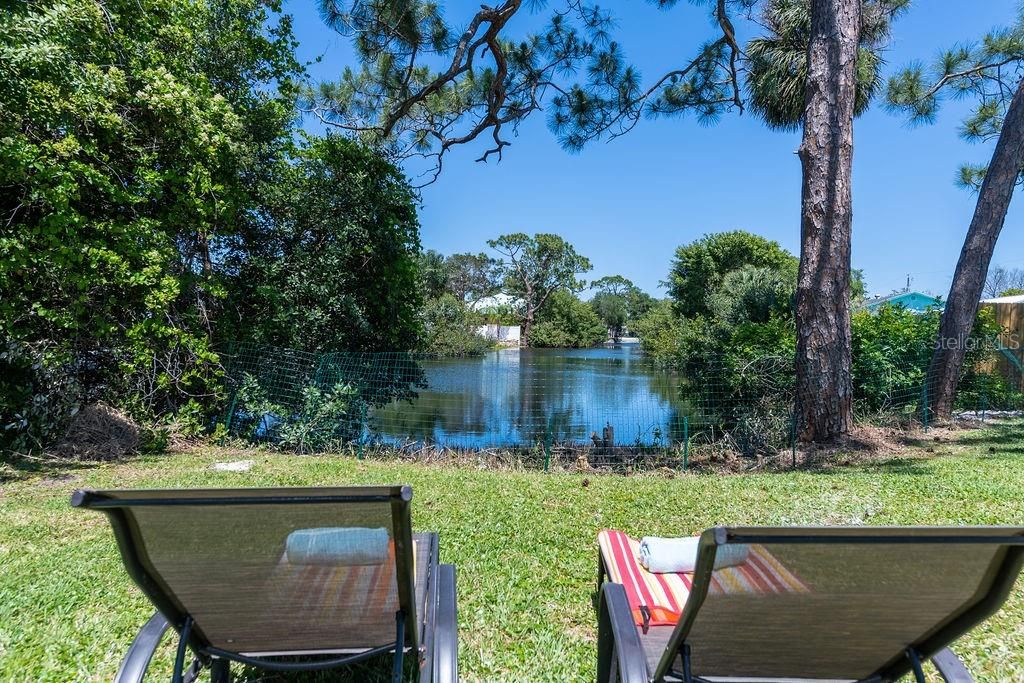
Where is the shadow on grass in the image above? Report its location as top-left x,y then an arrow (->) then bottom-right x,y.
798,455 -> 938,477
0,453 -> 120,485
954,421 -> 1024,450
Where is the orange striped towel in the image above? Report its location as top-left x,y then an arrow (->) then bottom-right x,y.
598,529 -> 808,628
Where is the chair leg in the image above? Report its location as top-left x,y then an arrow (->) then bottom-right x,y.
597,583 -> 647,683
209,659 -> 230,683
932,648 -> 975,683
114,610 -> 171,683
433,564 -> 458,683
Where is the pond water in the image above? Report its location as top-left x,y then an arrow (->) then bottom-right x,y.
370,344 -> 690,448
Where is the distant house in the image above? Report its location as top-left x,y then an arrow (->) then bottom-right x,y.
864,291 -> 943,313
860,290 -> 937,313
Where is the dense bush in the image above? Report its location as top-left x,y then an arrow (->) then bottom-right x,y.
0,342 -> 80,454
233,373 -> 358,453
849,304 -> 1005,413
420,295 -> 494,357
850,305 -> 940,411
530,291 -> 607,348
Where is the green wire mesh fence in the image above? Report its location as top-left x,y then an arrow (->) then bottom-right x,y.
219,341 -> 1024,468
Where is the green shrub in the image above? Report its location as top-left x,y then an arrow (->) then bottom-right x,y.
0,342 -> 79,455
529,291 -> 607,348
233,373 -> 359,453
850,305 -> 939,411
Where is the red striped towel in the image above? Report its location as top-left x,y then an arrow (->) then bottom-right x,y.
598,529 -> 808,628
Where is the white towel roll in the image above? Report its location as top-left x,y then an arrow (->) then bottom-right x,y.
638,536 -> 749,574
285,527 -> 389,566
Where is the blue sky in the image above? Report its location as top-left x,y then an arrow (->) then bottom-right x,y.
288,0 -> 1023,297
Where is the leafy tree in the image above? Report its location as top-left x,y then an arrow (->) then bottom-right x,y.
668,231 -> 798,318
417,250 -> 450,301
221,135 -> 423,353
590,275 -> 654,340
591,293 -> 628,341
445,252 -> 502,306
591,275 -> 634,297
530,291 -> 607,348
634,300 -> 686,362
0,0 -> 302,449
886,8 -> 1024,416
488,233 -> 592,345
1000,288 -> 1024,298
420,294 -> 493,356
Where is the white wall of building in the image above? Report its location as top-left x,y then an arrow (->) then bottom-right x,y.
476,324 -> 521,344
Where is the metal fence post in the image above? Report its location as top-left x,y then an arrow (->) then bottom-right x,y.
981,374 -> 989,423
921,383 -> 929,432
357,402 -> 367,460
544,416 -> 553,472
220,341 -> 237,442
682,416 -> 689,471
790,412 -> 797,469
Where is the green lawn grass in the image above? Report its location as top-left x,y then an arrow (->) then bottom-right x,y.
2,422 -> 1024,682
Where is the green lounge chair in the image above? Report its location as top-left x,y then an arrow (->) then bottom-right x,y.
72,485 -> 457,683
596,526 -> 1024,683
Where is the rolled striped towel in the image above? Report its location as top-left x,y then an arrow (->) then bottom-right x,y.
285,527 -> 389,566
639,536 -> 749,574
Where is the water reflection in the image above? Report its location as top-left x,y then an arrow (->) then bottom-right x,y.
370,344 -> 690,447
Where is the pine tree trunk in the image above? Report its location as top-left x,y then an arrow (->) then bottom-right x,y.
794,0 -> 859,441
928,77 -> 1024,417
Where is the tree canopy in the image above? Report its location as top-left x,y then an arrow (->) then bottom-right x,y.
445,252 -> 502,306
0,0 -> 428,451
302,0 -> 906,180
221,135 -> 423,353
590,275 -> 654,340
667,231 -> 798,318
488,233 -> 592,344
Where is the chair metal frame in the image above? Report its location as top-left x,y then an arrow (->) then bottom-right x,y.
596,526 -> 1024,683
72,485 -> 458,683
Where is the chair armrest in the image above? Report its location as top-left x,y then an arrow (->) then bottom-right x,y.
597,583 -> 648,683
114,610 -> 170,683
433,564 -> 459,683
932,648 -> 975,683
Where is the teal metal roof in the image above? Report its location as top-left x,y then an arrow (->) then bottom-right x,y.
864,291 -> 943,313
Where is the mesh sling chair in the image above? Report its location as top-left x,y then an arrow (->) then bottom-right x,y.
596,526 -> 1024,683
71,485 -> 457,683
